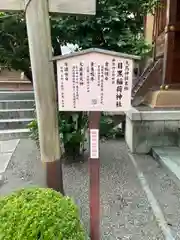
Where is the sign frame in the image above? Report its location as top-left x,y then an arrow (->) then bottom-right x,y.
54,48 -> 140,113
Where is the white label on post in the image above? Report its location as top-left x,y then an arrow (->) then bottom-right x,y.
90,129 -> 99,159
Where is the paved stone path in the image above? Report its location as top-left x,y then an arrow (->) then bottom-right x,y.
0,139 -> 19,174
1,139 -> 180,239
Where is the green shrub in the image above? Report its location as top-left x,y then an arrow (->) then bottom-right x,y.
28,112 -> 88,159
28,119 -> 39,144
100,115 -> 115,138
0,188 -> 86,240
100,114 -> 124,139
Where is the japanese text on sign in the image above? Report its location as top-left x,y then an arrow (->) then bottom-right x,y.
57,52 -> 133,111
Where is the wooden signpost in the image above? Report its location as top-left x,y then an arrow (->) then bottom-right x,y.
54,48 -> 139,240
0,0 -> 96,193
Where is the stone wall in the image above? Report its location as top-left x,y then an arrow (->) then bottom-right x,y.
125,108 -> 180,153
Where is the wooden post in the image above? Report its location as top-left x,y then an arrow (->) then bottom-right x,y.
162,0 -> 177,85
89,111 -> 101,240
25,0 -> 64,193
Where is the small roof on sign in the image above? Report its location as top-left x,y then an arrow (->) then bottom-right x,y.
52,48 -> 141,61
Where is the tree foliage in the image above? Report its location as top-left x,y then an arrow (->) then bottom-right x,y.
54,0 -> 157,54
0,0 -> 158,79
0,12 -> 63,80
0,12 -> 31,78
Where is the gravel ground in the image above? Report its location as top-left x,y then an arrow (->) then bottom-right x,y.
0,139 -> 46,196
2,138 -> 180,239
63,141 -> 163,239
133,154 -> 180,240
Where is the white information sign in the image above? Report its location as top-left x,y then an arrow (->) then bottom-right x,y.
90,129 -> 99,159
56,49 -> 138,112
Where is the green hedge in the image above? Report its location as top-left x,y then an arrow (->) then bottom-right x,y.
0,188 -> 85,240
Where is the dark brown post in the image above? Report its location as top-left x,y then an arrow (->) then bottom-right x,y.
162,0 -> 177,85
46,160 -> 64,194
89,111 -> 101,240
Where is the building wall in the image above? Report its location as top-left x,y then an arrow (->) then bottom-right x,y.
145,14 -> 154,45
